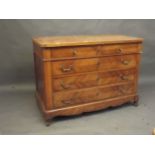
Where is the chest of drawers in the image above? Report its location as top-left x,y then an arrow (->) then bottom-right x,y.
33,35 -> 143,125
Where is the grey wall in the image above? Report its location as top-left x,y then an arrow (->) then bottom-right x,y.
0,19 -> 154,86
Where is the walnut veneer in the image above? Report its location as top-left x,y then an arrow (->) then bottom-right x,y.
33,35 -> 143,125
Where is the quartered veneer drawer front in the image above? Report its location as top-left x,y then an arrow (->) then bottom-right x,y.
50,43 -> 141,60
53,83 -> 136,108
52,54 -> 138,76
53,69 -> 137,92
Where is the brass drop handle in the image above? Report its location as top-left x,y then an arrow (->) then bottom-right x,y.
116,48 -> 123,54
96,75 -> 100,82
62,99 -> 73,105
61,64 -> 73,72
120,75 -> 129,80
96,60 -> 100,67
121,60 -> 129,65
61,81 -> 71,89
72,49 -> 77,56
119,88 -> 126,94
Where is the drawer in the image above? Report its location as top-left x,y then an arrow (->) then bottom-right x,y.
98,43 -> 141,56
51,46 -> 98,59
52,54 -> 138,76
53,69 -> 136,91
51,43 -> 141,59
53,83 -> 136,108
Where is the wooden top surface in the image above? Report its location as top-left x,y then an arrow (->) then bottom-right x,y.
33,35 -> 143,47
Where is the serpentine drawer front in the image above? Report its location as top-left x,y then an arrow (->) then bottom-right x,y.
33,35 -> 143,125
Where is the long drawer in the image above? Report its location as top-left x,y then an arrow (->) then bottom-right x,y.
52,54 -> 138,76
51,43 -> 141,60
53,68 -> 136,92
53,83 -> 136,108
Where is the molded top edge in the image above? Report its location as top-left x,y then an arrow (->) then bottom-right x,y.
33,35 -> 143,48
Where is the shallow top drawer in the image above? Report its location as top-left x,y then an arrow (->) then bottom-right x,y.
50,43 -> 142,60
98,43 -> 142,56
51,46 -> 98,59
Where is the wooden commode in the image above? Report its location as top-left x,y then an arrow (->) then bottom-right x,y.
33,35 -> 143,125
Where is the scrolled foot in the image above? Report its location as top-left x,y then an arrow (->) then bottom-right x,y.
131,96 -> 139,107
132,101 -> 139,107
45,121 -> 51,126
45,119 -> 52,126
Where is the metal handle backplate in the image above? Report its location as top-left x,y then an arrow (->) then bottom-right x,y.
72,49 -> 77,56
61,81 -> 71,89
120,75 -> 129,80
121,60 -> 129,65
119,88 -> 126,94
116,48 -> 123,54
61,64 -> 73,72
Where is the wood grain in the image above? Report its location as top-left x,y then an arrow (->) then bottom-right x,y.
53,68 -> 136,91
33,35 -> 143,47
50,43 -> 142,60
53,83 -> 135,108
33,35 -> 143,123
35,91 -> 138,119
52,54 -> 138,76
